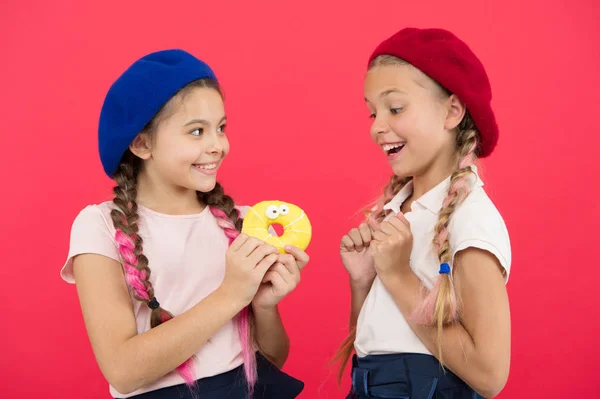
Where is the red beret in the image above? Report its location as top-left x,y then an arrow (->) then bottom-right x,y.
369,28 -> 498,158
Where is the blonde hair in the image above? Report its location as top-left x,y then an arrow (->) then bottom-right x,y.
332,54 -> 481,382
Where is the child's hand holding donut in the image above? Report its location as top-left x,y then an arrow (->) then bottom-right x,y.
219,234 -> 279,307
241,200 -> 311,309
252,245 -> 310,310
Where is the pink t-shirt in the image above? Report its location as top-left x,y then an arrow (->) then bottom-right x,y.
61,201 -> 249,398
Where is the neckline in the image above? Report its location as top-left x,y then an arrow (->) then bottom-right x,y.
137,204 -> 209,219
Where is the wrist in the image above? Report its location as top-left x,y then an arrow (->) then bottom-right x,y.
252,300 -> 279,313
378,264 -> 415,289
214,285 -> 250,311
349,275 -> 375,290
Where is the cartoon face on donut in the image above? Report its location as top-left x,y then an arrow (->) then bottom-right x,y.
242,201 -> 312,254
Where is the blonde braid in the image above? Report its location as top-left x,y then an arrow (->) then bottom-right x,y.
334,53 -> 483,380
367,175 -> 413,223
414,114 -> 479,366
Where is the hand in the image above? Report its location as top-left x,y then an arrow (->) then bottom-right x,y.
219,234 -> 279,307
369,213 -> 413,281
340,223 -> 377,288
252,245 -> 309,310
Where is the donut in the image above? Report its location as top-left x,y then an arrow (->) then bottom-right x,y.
242,201 -> 312,254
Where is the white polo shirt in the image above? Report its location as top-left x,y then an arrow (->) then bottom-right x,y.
354,167 -> 511,357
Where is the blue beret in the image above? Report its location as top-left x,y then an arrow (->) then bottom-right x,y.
98,49 -> 217,177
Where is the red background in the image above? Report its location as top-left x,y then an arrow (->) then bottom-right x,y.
1,1 -> 599,398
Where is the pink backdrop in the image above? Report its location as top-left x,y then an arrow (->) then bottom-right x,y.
1,0 -> 599,397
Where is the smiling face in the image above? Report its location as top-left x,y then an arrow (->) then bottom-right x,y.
364,59 -> 463,180
130,82 -> 229,194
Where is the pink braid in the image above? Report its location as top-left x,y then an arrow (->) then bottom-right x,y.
115,230 -> 150,300
210,207 -> 257,394
114,229 -> 196,386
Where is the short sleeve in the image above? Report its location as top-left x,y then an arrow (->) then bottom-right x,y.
449,191 -> 512,282
60,205 -> 121,284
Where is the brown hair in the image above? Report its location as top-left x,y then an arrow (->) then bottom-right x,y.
110,78 -> 247,384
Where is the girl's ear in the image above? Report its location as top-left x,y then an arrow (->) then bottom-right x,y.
129,133 -> 152,160
444,94 -> 467,131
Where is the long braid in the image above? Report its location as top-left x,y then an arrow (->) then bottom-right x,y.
366,54 -> 484,366
332,54 -> 483,383
110,153 -> 196,385
411,116 -> 479,366
331,174 -> 412,383
105,78 -> 235,388
200,183 -> 258,394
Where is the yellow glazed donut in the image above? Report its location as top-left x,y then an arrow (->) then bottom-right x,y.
242,201 -> 312,254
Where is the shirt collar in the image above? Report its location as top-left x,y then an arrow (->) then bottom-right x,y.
383,165 -> 483,214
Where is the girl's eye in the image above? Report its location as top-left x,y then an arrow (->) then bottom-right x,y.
190,128 -> 203,136
390,107 -> 403,115
217,124 -> 227,134
369,113 -> 376,119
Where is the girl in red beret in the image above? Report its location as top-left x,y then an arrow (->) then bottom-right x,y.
334,28 -> 512,399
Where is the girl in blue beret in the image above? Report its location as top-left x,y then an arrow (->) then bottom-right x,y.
60,49 -> 306,399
